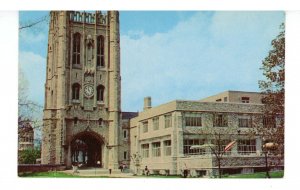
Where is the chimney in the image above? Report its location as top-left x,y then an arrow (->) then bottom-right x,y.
144,97 -> 152,111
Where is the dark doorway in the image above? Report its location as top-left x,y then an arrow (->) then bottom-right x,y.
71,132 -> 103,167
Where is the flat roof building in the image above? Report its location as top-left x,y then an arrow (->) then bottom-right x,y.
129,91 -> 283,177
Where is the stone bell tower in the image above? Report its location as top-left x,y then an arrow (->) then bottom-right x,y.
41,11 -> 121,169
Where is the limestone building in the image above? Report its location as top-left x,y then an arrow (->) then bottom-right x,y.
41,11 -> 122,169
41,11 -> 283,176
129,91 -> 283,176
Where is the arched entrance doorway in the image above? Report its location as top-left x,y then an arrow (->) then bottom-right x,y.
71,131 -> 104,167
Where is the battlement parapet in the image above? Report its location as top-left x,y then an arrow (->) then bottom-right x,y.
69,11 -> 107,25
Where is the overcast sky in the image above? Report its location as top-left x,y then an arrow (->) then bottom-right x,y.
19,11 -> 285,112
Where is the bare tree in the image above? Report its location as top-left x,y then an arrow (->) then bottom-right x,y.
189,113 -> 238,178
18,68 -> 43,130
205,127 -> 237,178
19,14 -> 49,30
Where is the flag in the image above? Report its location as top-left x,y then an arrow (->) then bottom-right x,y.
224,140 -> 236,152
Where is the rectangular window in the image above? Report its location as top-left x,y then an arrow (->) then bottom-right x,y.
185,117 -> 202,127
123,130 -> 127,139
96,36 -> 105,67
152,142 -> 161,157
211,139 -> 232,155
72,33 -> 81,65
238,139 -> 256,155
153,117 -> 159,130
164,140 -> 172,156
183,139 -> 206,155
216,98 -> 222,102
142,121 -> 148,133
241,97 -> 250,103
124,151 -> 127,160
263,116 -> 276,128
165,114 -> 172,128
213,114 -> 228,127
141,144 -> 149,158
224,97 -> 228,102
238,116 -> 253,128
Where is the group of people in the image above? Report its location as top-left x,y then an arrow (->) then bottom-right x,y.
118,164 -> 127,172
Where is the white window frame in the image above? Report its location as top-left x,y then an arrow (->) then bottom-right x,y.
141,144 -> 149,158
142,122 -> 148,133
238,139 -> 256,155
152,142 -> 161,157
164,140 -> 172,156
164,114 -> 172,128
153,117 -> 159,130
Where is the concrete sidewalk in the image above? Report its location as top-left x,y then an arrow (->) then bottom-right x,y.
63,168 -> 135,178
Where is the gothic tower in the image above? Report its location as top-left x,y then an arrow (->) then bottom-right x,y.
41,11 -> 121,169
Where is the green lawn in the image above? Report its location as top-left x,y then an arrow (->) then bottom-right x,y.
19,171 -> 109,178
19,170 -> 284,178
137,175 -> 180,178
225,171 -> 284,178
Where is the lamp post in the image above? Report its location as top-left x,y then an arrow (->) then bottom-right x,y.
262,138 -> 278,178
263,141 -> 270,178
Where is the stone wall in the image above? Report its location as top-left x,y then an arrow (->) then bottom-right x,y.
176,100 -> 263,114
213,156 -> 283,167
18,164 -> 66,175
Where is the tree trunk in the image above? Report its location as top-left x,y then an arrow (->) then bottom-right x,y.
265,152 -> 270,178
218,159 -> 221,178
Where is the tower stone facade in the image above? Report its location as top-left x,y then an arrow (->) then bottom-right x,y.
41,11 -> 121,169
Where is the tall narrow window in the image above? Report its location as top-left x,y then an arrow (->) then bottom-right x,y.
72,83 -> 80,100
73,33 -> 81,65
141,144 -> 149,158
97,35 -> 105,67
224,97 -> 228,102
152,142 -> 161,157
96,85 -> 105,102
142,121 -> 148,133
123,130 -> 127,139
153,117 -> 159,130
164,140 -> 172,156
98,118 -> 103,126
74,117 -> 78,125
124,151 -> 127,160
165,114 -> 172,128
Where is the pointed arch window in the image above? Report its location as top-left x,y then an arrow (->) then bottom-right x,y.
98,118 -> 103,126
73,33 -> 81,65
97,85 -> 105,102
97,35 -> 105,67
72,83 -> 80,100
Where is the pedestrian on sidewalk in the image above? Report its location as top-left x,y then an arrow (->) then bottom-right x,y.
145,166 -> 149,176
119,165 -> 123,172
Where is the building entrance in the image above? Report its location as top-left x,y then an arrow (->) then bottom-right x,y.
71,131 -> 103,167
